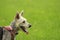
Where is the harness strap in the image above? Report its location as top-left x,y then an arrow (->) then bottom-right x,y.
4,26 -> 13,31
4,26 -> 18,35
4,26 -> 15,35
4,26 -> 15,40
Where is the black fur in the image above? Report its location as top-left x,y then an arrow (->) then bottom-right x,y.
0,27 -> 3,40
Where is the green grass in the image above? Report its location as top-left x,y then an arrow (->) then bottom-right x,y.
0,0 -> 60,40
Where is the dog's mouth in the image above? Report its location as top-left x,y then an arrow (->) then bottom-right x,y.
20,26 -> 28,34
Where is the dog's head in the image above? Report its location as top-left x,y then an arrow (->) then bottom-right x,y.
15,10 -> 31,34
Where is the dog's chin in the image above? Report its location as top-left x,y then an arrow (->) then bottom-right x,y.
24,29 -> 28,34
20,26 -> 28,34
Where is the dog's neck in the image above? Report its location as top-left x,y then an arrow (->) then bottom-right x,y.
10,20 -> 19,31
10,20 -> 16,29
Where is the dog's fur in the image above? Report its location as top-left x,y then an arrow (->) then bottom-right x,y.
0,10 -> 31,40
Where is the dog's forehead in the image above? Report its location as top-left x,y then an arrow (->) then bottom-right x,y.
20,16 -> 27,21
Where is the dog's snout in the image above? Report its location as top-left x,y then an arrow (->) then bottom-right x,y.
29,24 -> 31,28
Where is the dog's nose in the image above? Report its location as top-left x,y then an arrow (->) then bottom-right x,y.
29,24 -> 31,28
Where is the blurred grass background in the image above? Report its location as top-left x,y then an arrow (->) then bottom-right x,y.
0,0 -> 60,40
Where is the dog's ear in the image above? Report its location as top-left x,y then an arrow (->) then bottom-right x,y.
20,10 -> 24,16
15,11 -> 20,19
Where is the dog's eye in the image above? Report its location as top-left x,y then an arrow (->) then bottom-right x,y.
23,21 -> 25,23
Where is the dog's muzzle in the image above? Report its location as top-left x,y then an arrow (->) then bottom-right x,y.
20,25 -> 31,34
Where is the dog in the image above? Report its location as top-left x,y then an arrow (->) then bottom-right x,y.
0,10 -> 31,40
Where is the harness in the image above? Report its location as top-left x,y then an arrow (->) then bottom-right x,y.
4,26 -> 16,40
4,26 -> 12,30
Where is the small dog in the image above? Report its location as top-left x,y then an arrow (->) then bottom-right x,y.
0,10 -> 31,40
